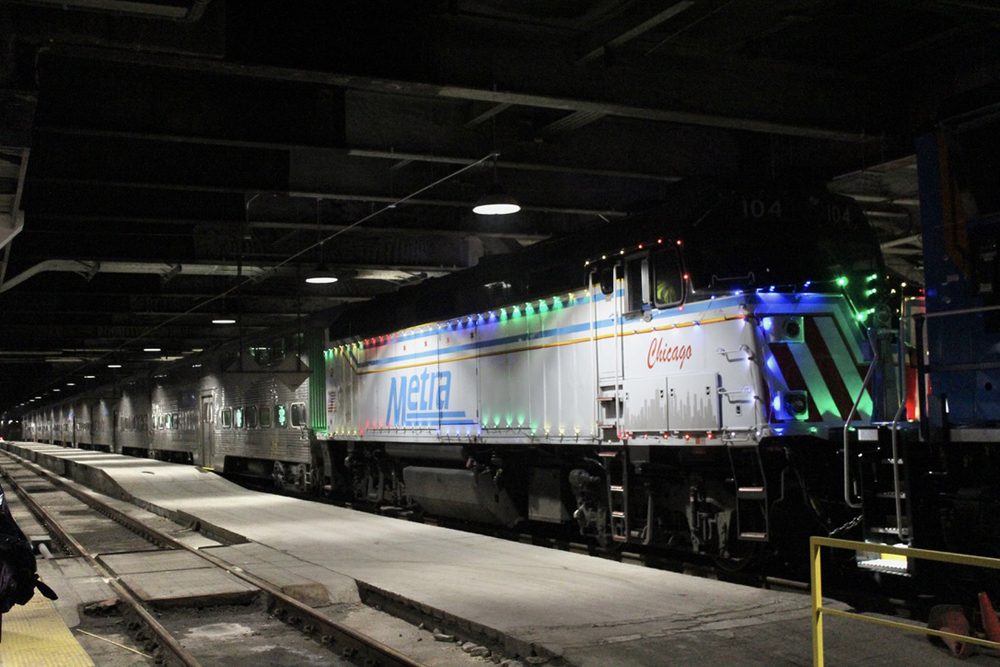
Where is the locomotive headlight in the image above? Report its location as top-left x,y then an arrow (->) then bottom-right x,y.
767,316 -> 804,343
783,391 -> 809,419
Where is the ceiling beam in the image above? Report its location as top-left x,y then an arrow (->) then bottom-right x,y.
577,1 -> 695,63
36,126 -> 683,183
42,44 -> 872,141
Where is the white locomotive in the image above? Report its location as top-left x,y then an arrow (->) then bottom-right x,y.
323,184 -> 889,559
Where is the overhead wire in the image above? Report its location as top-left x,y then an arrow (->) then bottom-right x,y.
26,152 -> 499,401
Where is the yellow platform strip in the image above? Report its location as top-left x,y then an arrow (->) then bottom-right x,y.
0,594 -> 94,666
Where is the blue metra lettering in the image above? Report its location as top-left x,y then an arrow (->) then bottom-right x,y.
386,370 -> 462,426
407,376 -> 420,412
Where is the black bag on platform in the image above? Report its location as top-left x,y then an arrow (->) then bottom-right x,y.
0,483 -> 57,614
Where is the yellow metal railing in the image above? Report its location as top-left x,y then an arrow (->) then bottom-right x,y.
811,536 -> 1000,666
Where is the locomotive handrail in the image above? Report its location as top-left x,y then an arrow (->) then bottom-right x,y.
613,265 -> 623,438
843,332 -> 878,509
889,400 -> 909,544
810,536 -> 1000,666
715,344 -> 753,361
910,303 -> 1000,319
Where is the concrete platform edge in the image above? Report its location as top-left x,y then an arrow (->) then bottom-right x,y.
357,581 -> 562,660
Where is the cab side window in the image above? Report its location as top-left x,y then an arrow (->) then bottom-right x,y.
625,255 -> 650,313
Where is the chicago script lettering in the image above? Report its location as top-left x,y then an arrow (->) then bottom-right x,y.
647,338 -> 693,370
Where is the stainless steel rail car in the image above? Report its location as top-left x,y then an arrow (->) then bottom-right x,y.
24,329 -> 328,492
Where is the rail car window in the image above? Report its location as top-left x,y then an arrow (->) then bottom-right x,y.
250,345 -> 271,365
652,247 -> 683,308
291,402 -> 306,427
625,256 -> 651,313
221,408 -> 232,429
234,407 -> 244,429
171,413 -> 178,430
259,406 -> 272,428
275,404 -> 288,427
250,336 -> 291,366
598,267 -> 615,296
246,406 -> 258,428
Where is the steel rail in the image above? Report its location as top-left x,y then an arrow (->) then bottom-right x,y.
0,449 -> 425,667
0,456 -> 201,667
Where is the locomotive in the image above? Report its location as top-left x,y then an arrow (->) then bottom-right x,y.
24,180 -> 903,566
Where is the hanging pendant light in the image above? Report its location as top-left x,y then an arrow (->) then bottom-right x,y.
305,198 -> 339,284
212,293 -> 236,324
473,154 -> 520,215
305,264 -> 338,284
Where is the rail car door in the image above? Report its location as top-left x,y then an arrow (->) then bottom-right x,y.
200,395 -> 215,468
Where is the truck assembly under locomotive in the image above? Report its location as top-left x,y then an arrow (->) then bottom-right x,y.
21,92 -> 1000,573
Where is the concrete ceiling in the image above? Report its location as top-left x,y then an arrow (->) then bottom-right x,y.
1,0 -> 999,411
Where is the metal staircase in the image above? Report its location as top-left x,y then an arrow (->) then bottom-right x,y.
729,445 -> 770,542
859,425 -> 913,544
600,446 -> 630,543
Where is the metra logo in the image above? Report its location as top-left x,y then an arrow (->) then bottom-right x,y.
386,370 -> 473,426
647,338 -> 693,370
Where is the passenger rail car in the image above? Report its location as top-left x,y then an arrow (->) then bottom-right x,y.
25,330 -> 326,491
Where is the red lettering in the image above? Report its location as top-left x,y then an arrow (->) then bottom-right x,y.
647,338 -> 659,369
646,338 -> 692,370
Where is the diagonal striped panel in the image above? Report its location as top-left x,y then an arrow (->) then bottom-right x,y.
804,318 -> 855,420
813,317 -> 872,419
769,342 -> 822,422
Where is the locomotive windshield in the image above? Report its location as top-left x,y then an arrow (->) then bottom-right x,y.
683,191 -> 884,306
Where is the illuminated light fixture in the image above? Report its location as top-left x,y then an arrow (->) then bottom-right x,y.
66,383 -> 75,387
84,375 -> 95,379
108,364 -> 122,369
52,388 -> 60,392
143,347 -> 161,352
472,184 -> 520,215
472,155 -> 520,215
212,316 -> 236,325
305,198 -> 339,283
304,265 -> 338,284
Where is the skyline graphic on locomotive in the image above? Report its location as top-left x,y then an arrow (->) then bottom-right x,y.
20,182 -> 897,565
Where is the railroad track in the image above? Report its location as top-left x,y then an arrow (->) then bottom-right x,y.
0,449 -> 425,667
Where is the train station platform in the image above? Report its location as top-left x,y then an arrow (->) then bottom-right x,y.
0,591 -> 94,666
0,441 -> 984,666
